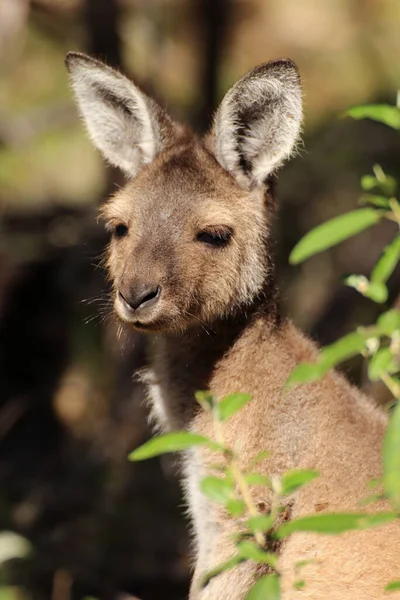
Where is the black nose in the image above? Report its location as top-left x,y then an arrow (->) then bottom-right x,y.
119,284 -> 161,312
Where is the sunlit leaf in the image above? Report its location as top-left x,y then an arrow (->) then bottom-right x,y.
294,580 -> 306,590
128,432 -> 210,461
277,512 -> 397,538
345,275 -> 388,303
226,499 -> 246,516
378,310 -> 400,336
371,237 -> 400,284
245,574 -> 281,600
281,469 -> 319,496
368,348 -> 394,381
201,555 -> 244,588
383,401 -> 400,510
319,331 -> 368,369
201,476 -> 234,504
245,473 -> 272,488
247,451 -> 270,470
360,194 -> 391,209
285,362 -> 326,387
0,589 -> 21,600
361,175 -> 397,197
287,331 -> 370,387
289,209 -> 383,265
217,393 -> 252,422
344,104 -> 400,129
385,581 -> 400,592
245,515 -> 274,533
0,532 -> 31,564
195,390 -> 215,410
237,540 -> 277,567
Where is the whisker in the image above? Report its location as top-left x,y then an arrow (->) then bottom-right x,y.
182,309 -> 215,336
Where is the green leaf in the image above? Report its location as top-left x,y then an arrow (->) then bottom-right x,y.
361,175 -> 378,191
277,512 -> 397,538
218,393 -> 252,422
289,209 -> 383,265
245,515 -> 274,533
287,331 -> 370,387
378,310 -> 400,335
281,469 -> 319,496
128,432 -> 210,461
345,276 -> 388,303
385,581 -> 400,592
361,174 -> 397,197
0,532 -> 31,563
360,194 -> 391,209
294,580 -> 306,590
195,390 -> 215,410
383,401 -> 400,510
368,348 -> 394,381
319,331 -> 368,369
0,589 -> 20,600
344,104 -> 400,129
201,554 -> 244,587
285,362 -> 326,388
371,237 -> 400,284
237,540 -> 277,567
245,574 -> 281,600
226,499 -> 246,516
200,476 -> 234,504
245,473 -> 272,488
247,450 -> 269,470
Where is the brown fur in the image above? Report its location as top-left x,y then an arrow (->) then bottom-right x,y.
66,52 -> 400,599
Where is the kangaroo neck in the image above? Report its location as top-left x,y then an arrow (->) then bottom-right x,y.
148,291 -> 280,429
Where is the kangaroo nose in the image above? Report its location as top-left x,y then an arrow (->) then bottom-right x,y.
119,284 -> 161,312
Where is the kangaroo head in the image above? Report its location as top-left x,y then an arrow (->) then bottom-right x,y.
66,53 -> 302,333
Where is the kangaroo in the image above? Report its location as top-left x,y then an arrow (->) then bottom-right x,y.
65,52 -> 400,599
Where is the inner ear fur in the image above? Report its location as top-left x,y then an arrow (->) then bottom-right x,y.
65,51 -> 182,178
212,59 -> 303,188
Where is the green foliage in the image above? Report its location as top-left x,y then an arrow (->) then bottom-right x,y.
128,431 -> 211,460
0,532 -> 31,564
345,275 -> 388,303
217,393 -> 252,421
200,476 -> 234,504
371,236 -> 400,284
289,208 -> 383,265
383,402 -> 400,510
344,104 -> 400,129
277,512 -> 397,538
280,470 -> 319,495
245,574 -> 281,600
385,581 -> 400,592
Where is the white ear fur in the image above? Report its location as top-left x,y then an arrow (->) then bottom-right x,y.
213,59 -> 302,187
65,52 -> 172,178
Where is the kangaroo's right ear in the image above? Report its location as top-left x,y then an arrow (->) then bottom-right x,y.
65,52 -> 176,178
212,59 -> 303,188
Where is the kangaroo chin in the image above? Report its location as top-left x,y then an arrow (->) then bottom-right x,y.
66,51 -> 400,600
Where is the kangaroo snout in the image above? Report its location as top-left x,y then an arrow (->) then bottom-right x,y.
117,283 -> 162,319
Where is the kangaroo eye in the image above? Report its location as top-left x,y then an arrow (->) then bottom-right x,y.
196,228 -> 232,247
112,223 -> 128,238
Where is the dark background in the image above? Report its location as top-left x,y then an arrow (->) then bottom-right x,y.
1,1 -> 400,599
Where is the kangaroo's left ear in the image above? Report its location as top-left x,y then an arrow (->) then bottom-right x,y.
212,59 -> 302,188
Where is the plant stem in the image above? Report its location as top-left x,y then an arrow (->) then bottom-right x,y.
380,371 -> 400,400
389,199 -> 400,228
213,414 -> 265,547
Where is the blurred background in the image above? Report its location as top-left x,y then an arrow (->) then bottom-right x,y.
0,0 -> 400,598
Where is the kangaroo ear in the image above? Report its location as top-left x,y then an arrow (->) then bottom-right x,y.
65,52 -> 177,178
213,59 -> 302,188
